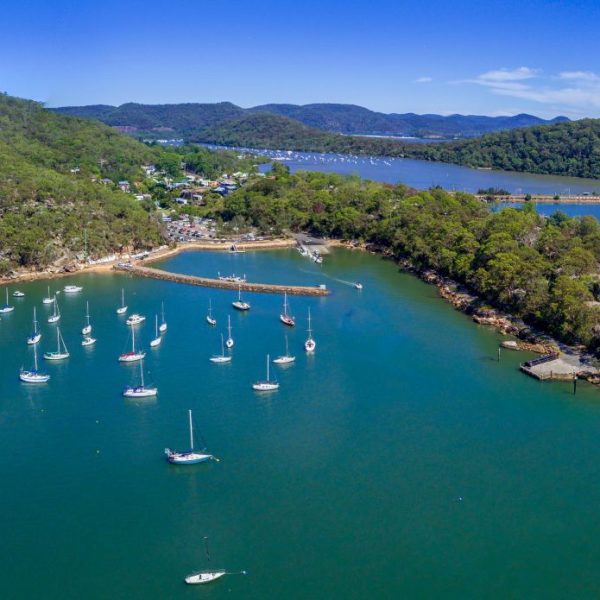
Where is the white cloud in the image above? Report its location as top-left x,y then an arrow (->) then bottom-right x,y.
415,76 -> 432,83
459,67 -> 600,114
477,67 -> 538,83
558,71 -> 600,82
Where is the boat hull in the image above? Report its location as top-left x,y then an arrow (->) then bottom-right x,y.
123,387 -> 157,398
116,306 -> 128,315
185,571 -> 226,585
19,371 -> 50,383
44,352 -> 70,361
118,352 -> 146,362
232,302 -> 250,311
27,334 -> 42,345
252,382 -> 279,391
273,356 -> 295,364
280,315 -> 295,327
165,449 -> 213,464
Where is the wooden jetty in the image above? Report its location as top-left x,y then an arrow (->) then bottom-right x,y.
113,263 -> 330,296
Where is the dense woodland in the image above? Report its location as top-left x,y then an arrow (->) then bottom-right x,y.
197,114 -> 600,180
54,101 -> 565,139
0,95 -> 254,273
215,165 -> 600,350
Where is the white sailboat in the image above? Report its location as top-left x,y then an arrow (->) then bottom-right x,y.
165,410 -> 216,464
26,307 -> 42,345
206,299 -> 217,326
0,288 -> 14,314
273,333 -> 295,364
279,292 -> 295,326
48,295 -> 60,323
210,334 -> 232,363
225,315 -> 234,348
150,315 -> 162,347
82,335 -> 96,346
123,359 -> 157,398
252,354 -> 279,391
118,326 -> 145,362
20,342 -> 50,383
116,288 -> 127,314
159,301 -> 167,333
42,286 -> 54,304
184,537 -> 244,585
232,285 -> 250,311
304,308 -> 316,353
44,327 -> 70,360
82,301 -> 92,335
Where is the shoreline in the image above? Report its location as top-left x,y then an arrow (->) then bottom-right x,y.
332,239 -> 600,384
0,238 -> 297,286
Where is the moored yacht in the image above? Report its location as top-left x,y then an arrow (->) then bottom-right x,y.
0,288 -> 14,314
20,343 -> 50,383
43,327 -> 70,361
123,359 -> 157,398
47,295 -> 60,323
118,327 -> 145,362
116,288 -> 127,315
252,354 -> 279,391
165,410 -> 216,464
26,307 -> 42,345
210,334 -> 232,363
206,299 -> 217,326
232,285 -> 250,311
279,292 -> 295,327
304,307 -> 316,353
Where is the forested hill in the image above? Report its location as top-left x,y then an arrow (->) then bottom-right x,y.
53,101 -> 566,139
195,113 -> 600,180
0,94 -> 162,274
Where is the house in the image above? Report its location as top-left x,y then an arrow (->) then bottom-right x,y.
141,164 -> 156,175
118,180 -> 130,192
100,178 -> 113,185
175,197 -> 188,205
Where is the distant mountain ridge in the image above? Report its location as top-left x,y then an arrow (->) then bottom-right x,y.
52,101 -> 568,139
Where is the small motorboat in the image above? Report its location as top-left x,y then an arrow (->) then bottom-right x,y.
12,290 -> 25,298
354,282 -> 363,290
82,336 -> 96,347
126,313 -> 146,326
63,285 -> 83,293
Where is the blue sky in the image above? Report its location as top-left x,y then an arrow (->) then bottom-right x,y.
1,0 -> 599,117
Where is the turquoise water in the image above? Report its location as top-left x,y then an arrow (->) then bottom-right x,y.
2,249 -> 600,598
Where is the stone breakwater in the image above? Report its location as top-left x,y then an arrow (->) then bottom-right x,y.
113,263 -> 330,297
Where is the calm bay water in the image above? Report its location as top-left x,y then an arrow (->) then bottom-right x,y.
2,248 -> 600,598
254,149 -> 600,196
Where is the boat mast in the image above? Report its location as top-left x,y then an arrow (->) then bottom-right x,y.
132,326 -> 136,353
221,333 -> 225,356
121,288 -> 125,308
155,314 -> 159,337
266,354 -> 270,381
140,361 -> 145,387
33,342 -> 39,371
86,301 -> 90,326
227,315 -> 231,338
283,292 -> 288,316
33,307 -> 37,334
307,308 -> 312,338
189,409 -> 194,451
161,302 -> 165,324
